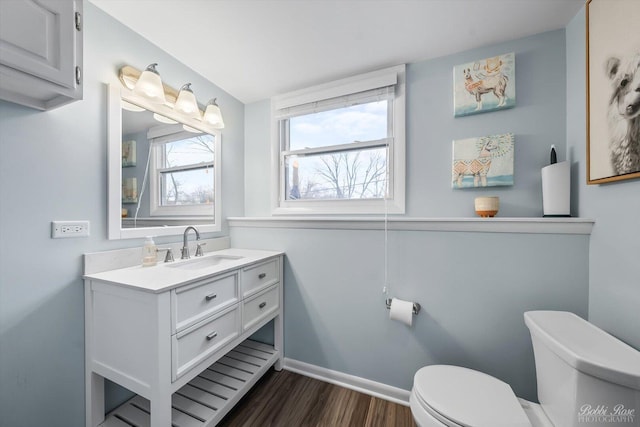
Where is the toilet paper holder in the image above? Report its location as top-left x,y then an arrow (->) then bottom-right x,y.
385,298 -> 421,315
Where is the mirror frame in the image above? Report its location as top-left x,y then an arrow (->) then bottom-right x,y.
107,84 -> 222,240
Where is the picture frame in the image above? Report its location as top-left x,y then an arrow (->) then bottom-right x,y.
452,133 -> 514,189
453,52 -> 515,117
587,0 -> 640,184
122,177 -> 138,204
122,139 -> 136,167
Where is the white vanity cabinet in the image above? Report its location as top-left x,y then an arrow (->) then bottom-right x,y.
0,0 -> 83,110
84,249 -> 284,427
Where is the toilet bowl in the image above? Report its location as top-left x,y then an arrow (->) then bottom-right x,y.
410,311 -> 640,427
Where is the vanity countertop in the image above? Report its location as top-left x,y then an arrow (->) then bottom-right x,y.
83,248 -> 283,293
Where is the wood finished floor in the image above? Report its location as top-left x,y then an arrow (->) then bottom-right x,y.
218,369 -> 416,427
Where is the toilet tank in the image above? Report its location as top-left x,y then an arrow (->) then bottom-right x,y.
524,311 -> 640,427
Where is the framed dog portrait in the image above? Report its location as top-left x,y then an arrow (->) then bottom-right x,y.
453,52 -> 516,117
587,0 -> 640,184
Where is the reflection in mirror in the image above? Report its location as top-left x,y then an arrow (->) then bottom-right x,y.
108,84 -> 222,240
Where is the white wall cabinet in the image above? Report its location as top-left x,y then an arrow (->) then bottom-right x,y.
0,0 -> 83,110
84,249 -> 284,427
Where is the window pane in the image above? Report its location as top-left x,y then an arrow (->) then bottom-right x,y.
163,134 -> 214,168
288,101 -> 388,151
160,167 -> 214,206
285,147 -> 387,200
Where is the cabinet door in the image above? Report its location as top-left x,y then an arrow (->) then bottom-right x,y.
0,0 -> 78,89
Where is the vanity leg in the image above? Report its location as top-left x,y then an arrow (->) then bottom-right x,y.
86,372 -> 104,427
274,258 -> 284,371
150,391 -> 172,427
274,313 -> 284,371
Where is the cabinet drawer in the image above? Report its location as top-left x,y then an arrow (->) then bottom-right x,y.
242,284 -> 279,332
172,305 -> 240,381
242,258 -> 279,297
172,272 -> 239,333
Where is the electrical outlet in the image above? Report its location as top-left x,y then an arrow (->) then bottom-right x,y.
51,220 -> 90,238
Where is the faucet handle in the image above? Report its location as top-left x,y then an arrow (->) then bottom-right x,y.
195,242 -> 206,257
157,248 -> 174,263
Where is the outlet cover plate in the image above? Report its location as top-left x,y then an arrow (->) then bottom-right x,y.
51,220 -> 90,238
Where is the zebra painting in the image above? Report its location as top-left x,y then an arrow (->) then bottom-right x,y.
452,133 -> 514,189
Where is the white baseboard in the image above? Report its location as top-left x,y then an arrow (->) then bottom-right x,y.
283,358 -> 411,406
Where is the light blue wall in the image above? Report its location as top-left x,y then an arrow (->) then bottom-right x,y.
0,3 -> 244,427
245,30 -> 568,218
566,8 -> 640,349
239,29 -> 590,401
231,226 -> 589,401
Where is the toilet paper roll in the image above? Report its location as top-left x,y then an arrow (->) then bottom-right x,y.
389,298 -> 414,326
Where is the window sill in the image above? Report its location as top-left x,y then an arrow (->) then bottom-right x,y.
227,216 -> 594,235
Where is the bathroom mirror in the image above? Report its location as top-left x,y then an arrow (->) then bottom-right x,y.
107,84 -> 222,239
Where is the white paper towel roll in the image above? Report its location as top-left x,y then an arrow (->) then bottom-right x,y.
541,161 -> 570,216
389,298 -> 414,326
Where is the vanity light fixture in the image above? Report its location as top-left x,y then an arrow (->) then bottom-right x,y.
153,112 -> 178,124
118,64 -> 225,134
132,63 -> 166,104
122,99 -> 145,112
175,83 -> 201,119
203,98 -> 225,129
182,124 -> 203,133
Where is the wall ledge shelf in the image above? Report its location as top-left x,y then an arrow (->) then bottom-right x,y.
227,217 -> 594,235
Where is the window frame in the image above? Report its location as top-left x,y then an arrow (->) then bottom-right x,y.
271,64 -> 406,215
147,125 -> 221,220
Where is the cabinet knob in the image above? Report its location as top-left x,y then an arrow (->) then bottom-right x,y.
206,331 -> 218,341
205,293 -> 217,301
258,273 -> 267,279
259,302 -> 267,309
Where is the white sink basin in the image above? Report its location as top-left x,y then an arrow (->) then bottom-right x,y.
166,254 -> 244,270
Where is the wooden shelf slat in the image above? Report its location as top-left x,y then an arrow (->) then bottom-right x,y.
113,401 -> 150,427
177,384 -> 226,411
100,417 -> 131,427
226,350 -> 267,366
207,363 -> 252,382
173,393 -> 216,423
199,369 -> 244,391
190,377 -> 235,400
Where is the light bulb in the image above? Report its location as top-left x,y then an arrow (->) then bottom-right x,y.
203,98 -> 225,129
153,113 -> 178,124
132,63 -> 166,104
183,124 -> 203,133
175,83 -> 201,119
122,100 -> 145,112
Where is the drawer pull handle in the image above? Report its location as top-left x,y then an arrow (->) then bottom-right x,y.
259,302 -> 267,309
206,332 -> 218,341
205,293 -> 217,301
258,273 -> 267,279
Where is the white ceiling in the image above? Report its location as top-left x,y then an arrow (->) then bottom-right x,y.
90,0 -> 584,104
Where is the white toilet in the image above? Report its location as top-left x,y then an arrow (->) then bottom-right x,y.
410,311 -> 640,427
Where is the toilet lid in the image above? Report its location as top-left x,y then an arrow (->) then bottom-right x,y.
413,365 -> 531,427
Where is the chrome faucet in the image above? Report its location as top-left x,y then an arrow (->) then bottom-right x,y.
181,226 -> 201,259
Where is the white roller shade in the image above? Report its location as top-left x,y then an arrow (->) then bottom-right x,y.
273,64 -> 404,119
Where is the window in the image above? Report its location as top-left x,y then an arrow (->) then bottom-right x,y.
272,65 -> 405,214
148,125 -> 220,219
